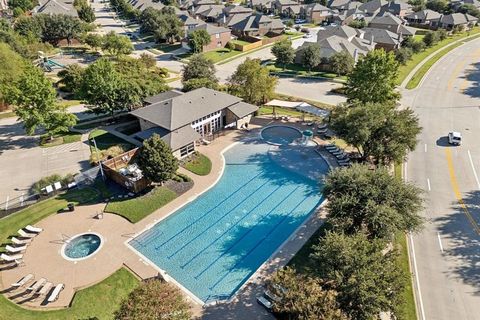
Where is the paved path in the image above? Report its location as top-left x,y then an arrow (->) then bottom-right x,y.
402,36 -> 480,320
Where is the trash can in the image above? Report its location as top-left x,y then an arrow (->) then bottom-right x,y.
67,203 -> 75,212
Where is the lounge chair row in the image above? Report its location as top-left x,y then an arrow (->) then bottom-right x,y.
324,144 -> 351,167
0,225 -> 43,265
11,273 -> 64,303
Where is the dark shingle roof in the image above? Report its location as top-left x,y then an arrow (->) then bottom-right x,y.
144,90 -> 184,105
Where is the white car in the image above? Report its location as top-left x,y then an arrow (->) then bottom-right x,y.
448,131 -> 462,145
257,296 -> 272,311
303,33 -> 313,38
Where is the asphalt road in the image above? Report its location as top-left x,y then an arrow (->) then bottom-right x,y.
402,37 -> 480,320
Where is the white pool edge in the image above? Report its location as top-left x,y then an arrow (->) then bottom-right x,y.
61,232 -> 104,262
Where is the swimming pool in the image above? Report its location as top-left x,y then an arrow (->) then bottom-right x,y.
261,126 -> 302,145
130,138 -> 328,304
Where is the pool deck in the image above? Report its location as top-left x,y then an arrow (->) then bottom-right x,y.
0,118 -> 336,318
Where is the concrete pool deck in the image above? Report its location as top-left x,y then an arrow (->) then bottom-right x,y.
0,118 -> 336,318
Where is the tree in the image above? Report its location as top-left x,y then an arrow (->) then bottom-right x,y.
183,78 -> 219,91
226,41 -> 235,52
394,47 -> 413,65
268,267 -> 348,320
345,49 -> 400,104
84,33 -> 103,51
403,37 -> 425,53
285,19 -> 294,28
58,64 -> 85,93
101,31 -> 133,57
0,43 -> 27,106
7,0 -> 34,12
301,43 -> 321,72
6,65 -> 76,138
422,31 -> 439,47
271,39 -> 294,70
140,7 -> 183,44
426,0 -> 448,12
182,54 -> 217,85
188,29 -> 211,53
458,3 -> 480,18
228,58 -> 277,105
137,134 -> 179,183
311,232 -> 408,320
348,19 -> 366,29
437,28 -> 448,41
409,0 -> 426,11
114,279 -> 191,320
330,102 -> 421,165
75,0 -> 96,23
329,50 -> 355,76
138,52 -> 156,68
322,164 -> 424,238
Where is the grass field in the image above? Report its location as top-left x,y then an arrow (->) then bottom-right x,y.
182,152 -> 212,176
397,28 -> 480,85
88,129 -> 133,153
154,43 -> 182,53
267,63 -> 342,80
203,48 -> 243,63
105,186 -> 177,223
40,132 -> 82,148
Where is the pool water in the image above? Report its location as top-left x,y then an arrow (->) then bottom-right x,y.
130,139 -> 328,304
261,126 -> 302,145
63,233 -> 102,260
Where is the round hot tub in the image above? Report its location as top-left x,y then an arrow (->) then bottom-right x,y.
62,233 -> 103,261
261,126 -> 302,145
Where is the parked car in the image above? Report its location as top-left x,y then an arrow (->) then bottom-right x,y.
257,296 -> 273,311
303,33 -> 313,38
295,19 -> 307,24
448,131 -> 462,145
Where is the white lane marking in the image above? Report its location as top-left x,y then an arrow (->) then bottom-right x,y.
427,178 -> 431,191
437,232 -> 444,253
424,144 -> 427,152
467,150 -> 480,189
409,233 -> 426,320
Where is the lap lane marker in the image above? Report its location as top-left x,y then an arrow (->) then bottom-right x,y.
445,149 -> 480,235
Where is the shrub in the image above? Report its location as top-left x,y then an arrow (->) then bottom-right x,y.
31,173 -> 75,193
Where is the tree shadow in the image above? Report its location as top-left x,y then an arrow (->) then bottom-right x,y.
0,122 -> 39,153
462,62 -> 480,99
434,190 -> 480,294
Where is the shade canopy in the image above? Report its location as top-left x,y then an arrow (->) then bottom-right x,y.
265,100 -> 330,118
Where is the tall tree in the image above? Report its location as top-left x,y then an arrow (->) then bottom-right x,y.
6,65 -> 76,138
311,232 -> 408,320
7,0 -> 34,12
181,54 -> 218,90
345,49 -> 400,104
115,279 -> 191,320
84,33 -> 103,51
271,39 -> 295,70
0,43 -> 27,106
426,0 -> 448,12
329,50 -> 355,76
140,7 -> 183,44
268,267 -> 348,320
301,43 -> 322,72
57,63 -> 85,94
75,0 -> 96,23
188,29 -> 211,53
101,31 -> 133,57
330,102 -> 421,165
137,134 -> 179,183
322,164 -> 424,239
228,58 -> 277,105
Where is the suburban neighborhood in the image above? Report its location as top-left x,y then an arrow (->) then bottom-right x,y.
0,0 -> 479,319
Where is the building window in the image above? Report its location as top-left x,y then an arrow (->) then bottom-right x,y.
217,41 -> 222,47
180,142 -> 195,157
215,33 -> 220,38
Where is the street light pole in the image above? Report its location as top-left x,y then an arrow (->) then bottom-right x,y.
92,137 -> 105,181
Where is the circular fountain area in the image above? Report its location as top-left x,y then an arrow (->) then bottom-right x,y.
62,233 -> 103,261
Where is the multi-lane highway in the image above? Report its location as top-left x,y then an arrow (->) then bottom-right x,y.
402,38 -> 480,320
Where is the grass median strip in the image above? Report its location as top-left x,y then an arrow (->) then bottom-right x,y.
406,34 -> 480,89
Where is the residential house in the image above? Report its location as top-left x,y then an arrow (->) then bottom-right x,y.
230,13 -> 284,37
368,12 -> 416,36
300,3 -> 333,24
404,9 -> 442,27
188,23 -> 231,51
295,25 -> 375,63
194,4 -> 224,22
34,0 -> 78,17
358,0 -> 387,16
178,11 -> 206,35
223,5 -> 253,16
273,0 -> 301,17
217,5 -> 253,25
131,88 -> 258,159
128,0 -> 164,11
332,7 -> 367,25
249,0 -> 274,13
380,0 -> 412,18
438,13 -> 478,29
328,0 -> 352,12
362,27 -> 402,50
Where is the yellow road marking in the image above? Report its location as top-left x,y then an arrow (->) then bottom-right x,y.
445,149 -> 480,235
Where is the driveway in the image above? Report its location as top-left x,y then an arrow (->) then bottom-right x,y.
0,116 -> 91,203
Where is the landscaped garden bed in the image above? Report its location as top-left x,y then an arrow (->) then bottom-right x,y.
182,152 -> 212,176
39,132 -> 82,148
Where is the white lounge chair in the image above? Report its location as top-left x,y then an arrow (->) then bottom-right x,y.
12,274 -> 34,287
11,237 -> 32,245
25,225 -> 43,233
28,278 -> 46,292
0,253 -> 23,262
18,230 -> 37,238
38,282 -> 53,296
47,284 -> 64,303
6,245 -> 27,253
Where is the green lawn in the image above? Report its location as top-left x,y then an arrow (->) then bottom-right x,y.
397,28 -> 480,84
406,34 -> 480,89
105,186 -> 177,223
58,99 -> 82,109
267,63 -> 344,80
203,48 -> 243,63
395,232 -> 417,320
259,106 -> 305,118
39,132 -> 82,148
182,152 -> 212,176
231,39 -> 251,46
0,268 -> 139,320
88,129 -> 133,153
154,43 -> 182,53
